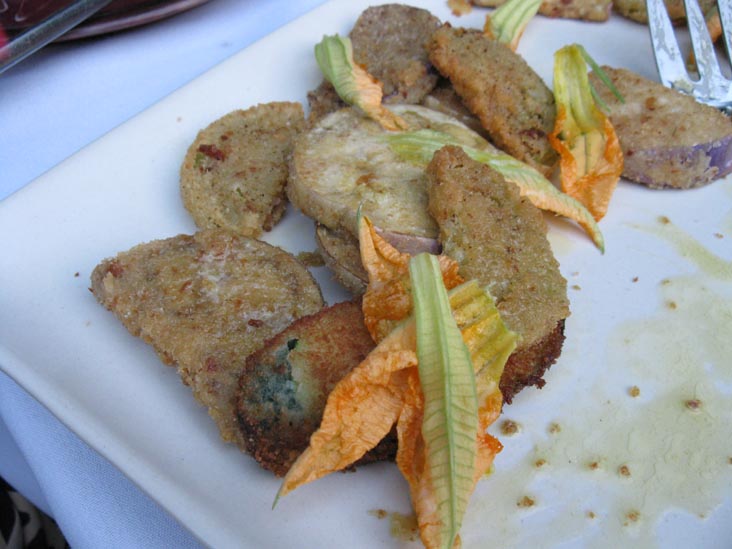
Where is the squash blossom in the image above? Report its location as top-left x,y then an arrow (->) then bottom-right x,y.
277,216 -> 518,549
484,0 -> 543,51
549,44 -> 624,222
314,34 -> 408,131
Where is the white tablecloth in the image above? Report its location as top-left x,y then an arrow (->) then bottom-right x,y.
0,1 -> 324,545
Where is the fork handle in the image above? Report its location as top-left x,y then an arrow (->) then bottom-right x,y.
0,0 -> 114,75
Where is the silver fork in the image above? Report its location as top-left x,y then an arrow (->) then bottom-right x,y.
647,0 -> 732,110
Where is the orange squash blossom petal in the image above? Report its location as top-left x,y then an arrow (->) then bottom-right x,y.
278,216 -> 515,549
550,107 -> 623,221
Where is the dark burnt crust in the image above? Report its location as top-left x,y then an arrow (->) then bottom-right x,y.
235,408 -> 305,477
500,319 -> 565,404
234,300 -> 397,477
236,405 -> 397,477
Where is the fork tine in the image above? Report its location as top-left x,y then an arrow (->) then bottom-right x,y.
717,0 -> 732,62
646,0 -> 690,88
684,0 -> 725,85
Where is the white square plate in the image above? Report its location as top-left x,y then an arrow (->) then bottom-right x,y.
1,1 -> 731,547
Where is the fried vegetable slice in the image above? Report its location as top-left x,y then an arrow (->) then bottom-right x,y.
315,34 -> 408,131
428,25 -> 559,178
275,325 -> 418,501
386,129 -> 605,251
179,102 -> 304,237
474,0 -> 612,21
349,5 -> 441,105
549,44 -> 623,221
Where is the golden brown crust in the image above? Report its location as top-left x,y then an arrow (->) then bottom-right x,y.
349,4 -> 441,104
612,0 -> 715,23
590,66 -> 732,189
305,5 -> 441,126
180,102 -> 305,237
90,230 -> 324,444
235,300 -> 396,476
428,25 -> 558,178
539,0 -> 612,20
427,146 -> 569,383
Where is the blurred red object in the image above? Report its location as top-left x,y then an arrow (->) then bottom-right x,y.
0,0 -> 209,39
1,1 -> 149,30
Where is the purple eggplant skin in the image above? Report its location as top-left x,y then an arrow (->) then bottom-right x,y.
315,224 -> 442,297
376,227 -> 442,256
590,66 -> 732,190
623,134 -> 732,190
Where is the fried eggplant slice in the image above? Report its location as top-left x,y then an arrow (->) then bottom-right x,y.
305,4 -> 441,126
349,4 -> 441,104
236,300 -> 397,477
428,25 -> 558,178
589,66 -> 732,189
474,0 -> 612,21
315,224 -> 369,295
90,230 -> 324,443
287,105 -> 491,244
427,146 -> 569,402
